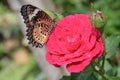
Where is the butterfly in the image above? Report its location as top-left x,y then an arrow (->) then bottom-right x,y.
20,4 -> 55,48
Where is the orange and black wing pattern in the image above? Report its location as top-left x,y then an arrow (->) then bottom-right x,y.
20,4 -> 55,48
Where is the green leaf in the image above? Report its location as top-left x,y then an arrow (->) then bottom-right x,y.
76,72 -> 97,80
105,34 -> 120,59
60,76 -> 71,80
117,66 -> 120,78
54,13 -> 64,20
104,60 -> 112,72
71,73 -> 81,80
60,72 -> 98,80
110,76 -> 120,80
45,10 -> 63,21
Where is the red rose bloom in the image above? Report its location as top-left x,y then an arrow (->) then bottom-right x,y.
46,14 -> 104,72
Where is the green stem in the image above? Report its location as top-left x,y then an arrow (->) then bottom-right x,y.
102,54 -> 105,68
91,61 -> 112,80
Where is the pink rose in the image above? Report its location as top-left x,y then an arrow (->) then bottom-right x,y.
46,14 -> 104,72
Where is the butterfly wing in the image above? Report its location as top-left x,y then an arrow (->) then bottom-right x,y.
20,4 -> 55,48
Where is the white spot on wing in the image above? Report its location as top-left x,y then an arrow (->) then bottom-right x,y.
29,9 -> 40,20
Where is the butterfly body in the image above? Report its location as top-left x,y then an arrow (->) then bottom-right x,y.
20,4 -> 55,48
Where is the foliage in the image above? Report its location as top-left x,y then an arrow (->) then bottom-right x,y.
105,34 -> 120,59
0,56 -> 42,80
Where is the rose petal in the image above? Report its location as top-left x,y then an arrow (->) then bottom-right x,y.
66,58 -> 92,72
46,14 -> 104,72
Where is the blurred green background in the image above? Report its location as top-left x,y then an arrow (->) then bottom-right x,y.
0,0 -> 120,80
